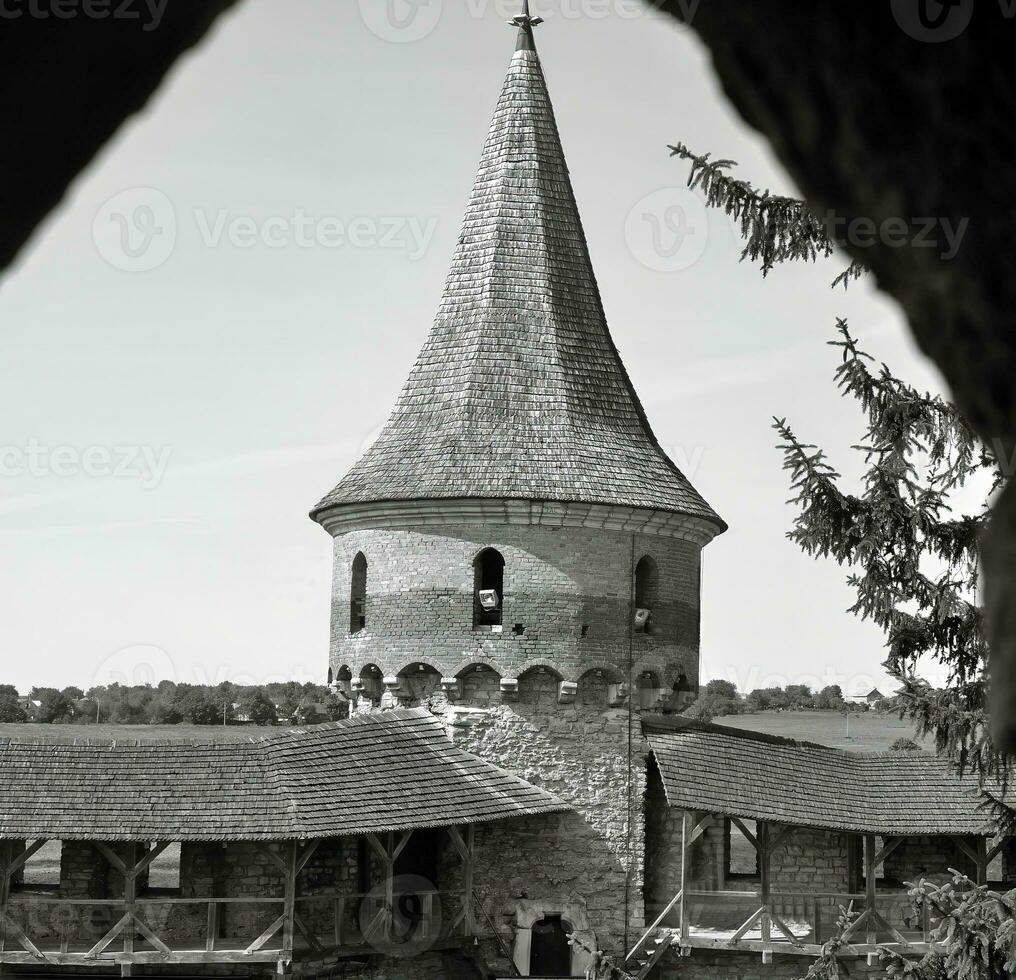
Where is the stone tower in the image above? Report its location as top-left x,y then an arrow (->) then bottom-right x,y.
312,5 -> 725,971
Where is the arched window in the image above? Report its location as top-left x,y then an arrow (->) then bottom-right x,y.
634,555 -> 658,633
473,548 -> 505,627
350,552 -> 367,634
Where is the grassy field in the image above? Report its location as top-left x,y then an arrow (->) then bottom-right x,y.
715,709 -> 929,752
20,841 -> 181,888
0,723 -> 290,741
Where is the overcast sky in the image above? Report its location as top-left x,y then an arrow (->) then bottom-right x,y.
0,0 -> 964,698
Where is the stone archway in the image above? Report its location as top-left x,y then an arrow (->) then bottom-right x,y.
512,899 -> 593,977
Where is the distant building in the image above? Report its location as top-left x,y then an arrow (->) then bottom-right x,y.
866,688 -> 887,704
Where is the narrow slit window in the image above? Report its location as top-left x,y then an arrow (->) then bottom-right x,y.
350,552 -> 367,634
473,548 -> 505,627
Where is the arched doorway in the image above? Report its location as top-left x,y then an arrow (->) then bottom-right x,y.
529,915 -> 572,977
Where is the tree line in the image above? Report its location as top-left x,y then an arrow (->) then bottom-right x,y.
684,679 -> 886,722
0,681 -> 346,727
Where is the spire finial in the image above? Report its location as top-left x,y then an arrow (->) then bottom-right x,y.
510,0 -> 543,52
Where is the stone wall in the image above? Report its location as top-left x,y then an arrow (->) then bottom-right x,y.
329,523 -> 701,687
883,835 -> 978,885
441,689 -> 647,970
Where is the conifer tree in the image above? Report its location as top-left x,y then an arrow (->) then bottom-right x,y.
670,145 -> 1013,979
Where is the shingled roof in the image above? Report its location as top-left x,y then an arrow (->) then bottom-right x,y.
0,709 -> 570,842
645,716 -> 995,836
312,23 -> 724,533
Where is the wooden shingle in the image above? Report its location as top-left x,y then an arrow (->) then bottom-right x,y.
646,716 -> 997,836
312,38 -> 724,533
0,709 -> 570,841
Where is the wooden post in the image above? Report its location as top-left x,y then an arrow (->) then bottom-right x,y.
976,838 -> 988,886
333,896 -> 344,948
758,822 -> 772,964
282,842 -> 298,963
0,840 -> 11,956
385,832 -> 395,942
463,824 -> 475,935
206,902 -> 220,952
122,842 -> 137,974
864,834 -> 878,947
679,812 -> 690,944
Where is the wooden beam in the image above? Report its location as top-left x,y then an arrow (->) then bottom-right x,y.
463,825 -> 475,934
730,817 -> 758,853
294,911 -> 323,953
205,901 -> 220,953
132,913 -> 172,956
871,836 -> 904,868
256,844 -> 289,878
87,912 -> 131,957
955,838 -> 978,864
122,843 -> 137,961
294,840 -> 320,879
771,912 -> 803,947
245,913 -> 286,953
3,840 -> 47,881
131,841 -> 171,879
758,821 -> 772,960
769,824 -> 795,852
975,837 -> 988,887
864,834 -> 878,946
727,907 -> 765,946
333,896 -> 345,948
0,840 -> 11,955
282,841 -> 298,959
390,830 -> 413,865
679,811 -> 691,945
686,814 -> 709,849
0,913 -> 46,961
985,838 -> 1007,867
94,842 -> 129,878
365,834 -> 390,867
382,832 -> 395,943
445,826 -> 470,864
625,889 -> 683,962
842,907 -> 872,942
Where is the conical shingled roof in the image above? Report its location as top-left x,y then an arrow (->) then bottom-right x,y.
312,26 -> 724,534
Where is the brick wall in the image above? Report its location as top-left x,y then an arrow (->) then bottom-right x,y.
883,835 -> 978,885
328,524 -> 701,687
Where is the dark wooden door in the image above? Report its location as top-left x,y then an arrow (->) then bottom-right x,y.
530,915 -> 571,977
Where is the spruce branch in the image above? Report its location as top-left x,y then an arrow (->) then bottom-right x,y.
668,142 -> 863,287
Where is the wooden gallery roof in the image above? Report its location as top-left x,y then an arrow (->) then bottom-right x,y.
645,716 -> 995,836
311,24 -> 724,533
0,709 -> 571,842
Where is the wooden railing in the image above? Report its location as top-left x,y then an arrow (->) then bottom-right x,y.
637,886 -> 937,959
0,829 -> 478,972
1,887 -> 472,966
